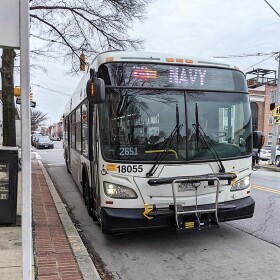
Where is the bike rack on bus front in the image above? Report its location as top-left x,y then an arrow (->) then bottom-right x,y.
171,177 -> 220,230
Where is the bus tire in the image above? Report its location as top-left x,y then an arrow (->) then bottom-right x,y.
83,175 -> 99,222
65,153 -> 71,174
83,176 -> 93,217
66,161 -> 71,173
99,215 -> 108,234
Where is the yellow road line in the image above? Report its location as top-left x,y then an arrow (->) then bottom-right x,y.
252,184 -> 280,195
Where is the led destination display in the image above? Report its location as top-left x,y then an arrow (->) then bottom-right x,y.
103,63 -> 247,92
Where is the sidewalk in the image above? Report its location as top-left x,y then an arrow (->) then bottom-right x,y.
257,160 -> 280,172
0,168 -> 22,279
1,158 -> 279,279
0,160 -> 100,280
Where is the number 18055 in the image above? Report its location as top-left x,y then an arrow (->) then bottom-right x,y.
117,165 -> 143,173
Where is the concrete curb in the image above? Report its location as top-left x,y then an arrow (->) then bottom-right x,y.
38,160 -> 101,280
259,165 -> 280,172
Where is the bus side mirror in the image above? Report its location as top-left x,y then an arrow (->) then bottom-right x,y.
86,76 -> 105,104
253,131 -> 264,149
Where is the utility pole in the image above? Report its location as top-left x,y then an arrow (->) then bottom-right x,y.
264,0 -> 280,165
270,51 -> 280,164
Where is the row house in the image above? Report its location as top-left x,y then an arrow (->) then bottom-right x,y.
44,118 -> 63,139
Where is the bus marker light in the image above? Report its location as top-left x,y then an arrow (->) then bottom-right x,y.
166,58 -> 174,62
106,201 -> 113,205
185,59 -> 193,64
90,83 -> 94,96
176,58 -> 184,63
106,163 -> 117,172
106,57 -> 114,62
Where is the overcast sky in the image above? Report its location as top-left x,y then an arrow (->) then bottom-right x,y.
11,0 -> 280,124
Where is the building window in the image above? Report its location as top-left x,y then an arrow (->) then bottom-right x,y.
250,102 -> 258,131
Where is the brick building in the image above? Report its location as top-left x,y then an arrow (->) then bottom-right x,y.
0,90 -> 2,146
0,98 -> 3,146
247,68 -> 279,145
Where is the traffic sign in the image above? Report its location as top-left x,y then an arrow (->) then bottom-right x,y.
273,116 -> 280,124
16,98 -> 36,108
0,0 -> 20,48
272,104 -> 280,117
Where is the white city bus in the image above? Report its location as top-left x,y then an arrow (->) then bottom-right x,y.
63,51 -> 263,233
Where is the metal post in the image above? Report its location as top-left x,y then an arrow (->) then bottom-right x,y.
270,51 -> 280,164
20,0 -> 32,279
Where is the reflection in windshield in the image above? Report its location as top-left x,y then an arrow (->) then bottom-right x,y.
99,89 -> 252,162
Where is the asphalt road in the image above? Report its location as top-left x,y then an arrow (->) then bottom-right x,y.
35,143 -> 280,280
227,168 -> 280,247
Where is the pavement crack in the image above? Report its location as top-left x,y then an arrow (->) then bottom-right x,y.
251,196 -> 276,235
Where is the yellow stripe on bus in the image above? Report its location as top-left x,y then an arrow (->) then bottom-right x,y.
252,185 -> 280,195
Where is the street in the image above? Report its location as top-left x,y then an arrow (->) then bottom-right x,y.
34,142 -> 280,280
228,168 -> 280,247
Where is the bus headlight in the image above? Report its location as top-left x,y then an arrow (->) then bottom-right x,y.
103,182 -> 138,199
230,175 -> 250,191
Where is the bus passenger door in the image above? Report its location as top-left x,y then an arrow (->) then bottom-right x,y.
65,116 -> 71,173
88,104 -> 99,214
69,113 -> 77,172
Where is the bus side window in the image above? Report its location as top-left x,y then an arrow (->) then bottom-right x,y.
82,103 -> 89,157
76,107 -> 82,152
64,118 -> 68,142
71,112 -> 76,149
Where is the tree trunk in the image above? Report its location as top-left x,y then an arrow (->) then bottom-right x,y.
1,48 -> 16,146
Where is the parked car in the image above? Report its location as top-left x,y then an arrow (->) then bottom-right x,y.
36,137 -> 54,149
259,145 -> 280,161
51,136 -> 60,141
31,134 -> 42,146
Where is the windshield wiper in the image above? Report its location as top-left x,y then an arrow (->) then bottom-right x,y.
146,104 -> 182,177
193,103 -> 225,173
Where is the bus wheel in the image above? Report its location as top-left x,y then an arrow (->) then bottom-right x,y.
65,156 -> 71,174
276,155 -> 280,165
83,177 -> 93,217
99,216 -> 107,234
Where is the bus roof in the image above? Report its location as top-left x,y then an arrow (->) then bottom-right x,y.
63,51 -> 239,117
92,50 -> 237,69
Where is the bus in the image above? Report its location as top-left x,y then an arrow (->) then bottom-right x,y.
63,51 -> 263,233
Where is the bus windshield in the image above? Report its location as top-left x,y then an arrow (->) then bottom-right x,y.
99,88 -> 252,162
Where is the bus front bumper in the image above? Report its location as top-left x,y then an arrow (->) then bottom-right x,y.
100,196 -> 255,233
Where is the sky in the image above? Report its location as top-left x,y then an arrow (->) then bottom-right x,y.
6,0 -> 280,124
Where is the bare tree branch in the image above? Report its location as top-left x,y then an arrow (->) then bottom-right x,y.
31,14 -> 80,59
28,0 -> 153,72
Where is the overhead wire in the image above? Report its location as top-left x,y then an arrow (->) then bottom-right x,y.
213,51 -> 279,72
243,53 -> 278,71
264,0 -> 280,19
31,84 -> 71,96
213,51 -> 278,58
